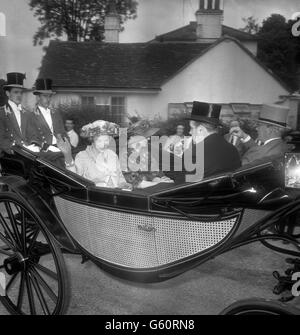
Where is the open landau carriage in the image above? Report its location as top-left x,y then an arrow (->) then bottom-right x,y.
0,144 -> 300,315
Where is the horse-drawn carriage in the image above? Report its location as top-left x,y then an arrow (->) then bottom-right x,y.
0,143 -> 300,315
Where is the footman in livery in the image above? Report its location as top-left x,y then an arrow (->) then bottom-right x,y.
0,73 -> 39,154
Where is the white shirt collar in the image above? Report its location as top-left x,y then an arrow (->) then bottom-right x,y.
38,105 -> 51,114
8,100 -> 22,112
264,138 -> 282,146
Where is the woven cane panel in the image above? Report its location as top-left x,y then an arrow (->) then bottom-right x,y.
54,197 -> 158,268
154,218 -> 237,265
54,197 -> 238,269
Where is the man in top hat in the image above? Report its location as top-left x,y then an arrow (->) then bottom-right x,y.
230,104 -> 292,165
0,72 -> 39,154
168,101 -> 241,183
32,78 -> 65,148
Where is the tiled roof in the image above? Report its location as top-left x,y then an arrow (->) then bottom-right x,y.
39,41 -> 212,89
153,22 -> 259,42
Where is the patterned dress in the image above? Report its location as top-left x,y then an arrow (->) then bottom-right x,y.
67,145 -> 127,188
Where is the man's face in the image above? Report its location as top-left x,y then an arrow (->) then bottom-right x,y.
176,126 -> 185,137
189,121 -> 203,142
6,88 -> 23,105
37,94 -> 52,108
65,120 -> 74,132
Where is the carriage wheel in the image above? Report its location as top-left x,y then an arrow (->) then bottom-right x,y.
220,299 -> 300,315
0,192 -> 70,315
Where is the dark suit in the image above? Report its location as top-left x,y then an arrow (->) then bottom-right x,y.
242,138 -> 291,165
168,133 -> 241,183
0,103 -> 39,153
33,106 -> 65,146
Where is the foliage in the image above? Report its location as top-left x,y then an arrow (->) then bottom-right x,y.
240,16 -> 260,34
29,0 -> 138,45
257,14 -> 300,91
241,14 -> 300,91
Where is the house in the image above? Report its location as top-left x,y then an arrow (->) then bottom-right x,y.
38,0 -> 296,127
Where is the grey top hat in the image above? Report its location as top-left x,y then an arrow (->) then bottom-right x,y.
258,104 -> 290,129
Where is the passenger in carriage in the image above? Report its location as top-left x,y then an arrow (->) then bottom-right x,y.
229,104 -> 292,165
124,125 -> 174,189
57,120 -> 131,189
163,124 -> 186,157
168,101 -> 241,183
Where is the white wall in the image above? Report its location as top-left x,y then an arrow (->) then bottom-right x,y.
130,39 -> 289,119
242,41 -> 258,56
46,39 -> 290,123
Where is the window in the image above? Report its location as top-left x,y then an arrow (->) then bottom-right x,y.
111,97 -> 126,125
81,96 -> 95,106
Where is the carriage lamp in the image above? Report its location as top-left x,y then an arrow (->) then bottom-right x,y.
285,153 -> 300,189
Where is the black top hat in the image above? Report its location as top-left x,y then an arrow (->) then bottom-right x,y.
3,72 -> 26,90
188,101 -> 222,126
33,78 -> 56,95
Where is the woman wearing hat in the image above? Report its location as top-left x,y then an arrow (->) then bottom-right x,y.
123,121 -> 173,189
230,104 -> 292,165
0,73 -> 40,153
58,120 -> 131,189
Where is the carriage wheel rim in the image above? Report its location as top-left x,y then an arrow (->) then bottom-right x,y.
0,196 -> 68,315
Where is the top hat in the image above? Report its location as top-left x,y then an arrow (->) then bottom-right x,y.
188,101 -> 222,126
33,78 -> 56,95
258,104 -> 290,129
3,72 -> 27,90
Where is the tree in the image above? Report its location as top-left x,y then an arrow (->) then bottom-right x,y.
257,14 -> 300,91
29,0 -> 138,45
240,16 -> 260,35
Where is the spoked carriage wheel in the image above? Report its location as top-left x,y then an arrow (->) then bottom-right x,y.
0,192 -> 70,315
220,299 -> 300,315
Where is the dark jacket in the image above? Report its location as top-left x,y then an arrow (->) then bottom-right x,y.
168,133 -> 241,183
0,103 -> 39,153
33,106 -> 65,146
242,138 -> 291,165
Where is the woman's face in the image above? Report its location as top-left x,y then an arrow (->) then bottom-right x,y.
93,135 -> 110,151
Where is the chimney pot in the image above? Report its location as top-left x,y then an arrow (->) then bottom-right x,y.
104,2 -> 120,43
196,0 -> 224,43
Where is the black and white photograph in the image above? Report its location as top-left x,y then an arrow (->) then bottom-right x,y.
0,0 -> 300,319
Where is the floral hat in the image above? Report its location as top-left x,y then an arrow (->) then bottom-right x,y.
128,120 -> 160,139
80,120 -> 120,139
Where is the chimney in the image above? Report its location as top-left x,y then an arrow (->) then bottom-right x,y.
0,12 -> 6,37
104,1 -> 121,43
196,0 -> 224,43
0,12 -> 7,80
